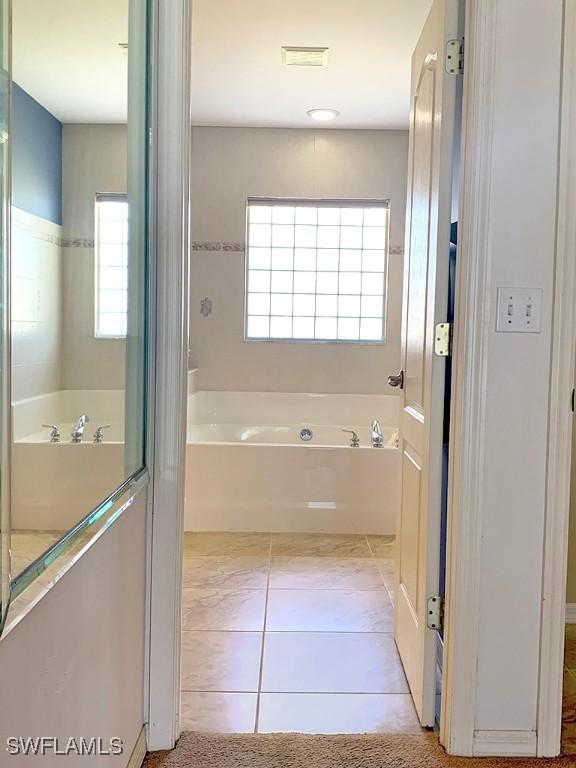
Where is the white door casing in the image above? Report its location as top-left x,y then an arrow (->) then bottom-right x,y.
393,0 -> 460,727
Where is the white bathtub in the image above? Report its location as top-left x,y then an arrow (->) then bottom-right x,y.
185,391 -> 400,535
12,390 -> 125,530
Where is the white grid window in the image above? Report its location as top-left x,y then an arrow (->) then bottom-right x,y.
245,199 -> 389,342
95,194 -> 128,338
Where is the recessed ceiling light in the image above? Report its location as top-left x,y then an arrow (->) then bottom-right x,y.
282,47 -> 329,67
307,108 -> 340,122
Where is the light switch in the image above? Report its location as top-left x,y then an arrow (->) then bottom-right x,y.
496,287 -> 542,333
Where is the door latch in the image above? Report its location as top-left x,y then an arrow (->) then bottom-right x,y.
388,370 -> 404,389
427,596 -> 444,630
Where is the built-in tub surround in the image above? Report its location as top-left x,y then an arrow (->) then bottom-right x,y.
186,390 -> 400,535
12,390 -> 124,530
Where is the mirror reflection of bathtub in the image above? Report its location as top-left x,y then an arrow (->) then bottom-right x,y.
186,388 -> 400,535
12,390 -> 125,531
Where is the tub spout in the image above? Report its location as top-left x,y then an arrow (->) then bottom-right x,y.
371,419 -> 384,448
71,414 -> 90,443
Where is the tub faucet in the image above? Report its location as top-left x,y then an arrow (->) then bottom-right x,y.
371,419 -> 384,448
71,414 -> 90,443
93,425 -> 111,444
42,424 -> 61,443
342,429 -> 360,447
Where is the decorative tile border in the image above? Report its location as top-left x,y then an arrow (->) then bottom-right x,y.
192,241 -> 405,256
191,240 -> 244,252
61,237 -> 95,249
12,217 -> 63,247
10,223 -> 406,258
11,219 -> 98,249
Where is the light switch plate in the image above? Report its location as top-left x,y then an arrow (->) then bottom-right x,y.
496,287 -> 542,333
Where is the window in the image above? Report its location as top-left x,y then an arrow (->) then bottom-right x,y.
245,199 -> 389,342
95,194 -> 129,338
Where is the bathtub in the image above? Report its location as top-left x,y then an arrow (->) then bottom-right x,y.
185,391 -> 400,535
12,390 -> 125,530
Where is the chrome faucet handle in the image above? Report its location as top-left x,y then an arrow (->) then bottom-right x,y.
93,425 -> 111,444
342,429 -> 360,447
42,424 -> 61,443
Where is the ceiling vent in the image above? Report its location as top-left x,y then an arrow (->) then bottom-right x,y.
282,47 -> 329,67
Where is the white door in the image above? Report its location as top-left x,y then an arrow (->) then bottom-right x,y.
389,0 -> 460,727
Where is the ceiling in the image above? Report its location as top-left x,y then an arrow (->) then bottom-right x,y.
12,0 -> 432,128
13,0 -> 128,123
190,0 -> 433,129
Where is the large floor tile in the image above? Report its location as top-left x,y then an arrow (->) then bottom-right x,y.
271,533 -> 371,558
184,532 -> 271,556
367,535 -> 396,559
182,556 -> 269,589
266,589 -> 392,632
261,632 -> 409,693
181,631 -> 262,691
257,693 -> 421,734
269,557 -> 385,590
182,588 -> 266,631
180,692 -> 257,733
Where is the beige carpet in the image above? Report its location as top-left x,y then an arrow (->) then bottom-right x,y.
142,732 -> 575,767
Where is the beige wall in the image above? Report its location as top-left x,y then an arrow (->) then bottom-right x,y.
62,124 -> 127,390
189,127 -> 408,394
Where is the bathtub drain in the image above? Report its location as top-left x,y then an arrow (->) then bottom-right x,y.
299,428 -> 313,442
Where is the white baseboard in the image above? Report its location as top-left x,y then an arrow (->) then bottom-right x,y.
126,727 -> 147,768
566,603 -> 576,623
472,730 -> 537,757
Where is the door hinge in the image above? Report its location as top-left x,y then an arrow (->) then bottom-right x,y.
434,322 -> 452,357
427,596 -> 445,631
445,38 -> 464,75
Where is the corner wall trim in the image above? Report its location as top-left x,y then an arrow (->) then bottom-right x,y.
473,731 -> 537,757
566,604 -> 576,624
146,0 -> 192,751
126,727 -> 147,768
537,0 -> 576,757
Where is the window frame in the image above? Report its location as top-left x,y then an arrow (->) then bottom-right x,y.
243,197 -> 390,345
94,192 -> 129,340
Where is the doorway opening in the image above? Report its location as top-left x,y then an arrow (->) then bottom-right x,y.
182,0 -> 460,736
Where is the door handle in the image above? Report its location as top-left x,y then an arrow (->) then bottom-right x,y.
388,370 -> 404,389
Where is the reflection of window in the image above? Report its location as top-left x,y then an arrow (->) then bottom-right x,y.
95,194 -> 128,338
245,199 -> 389,342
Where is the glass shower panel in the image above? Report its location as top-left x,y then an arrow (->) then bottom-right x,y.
0,0 -> 9,630
6,0 -> 150,601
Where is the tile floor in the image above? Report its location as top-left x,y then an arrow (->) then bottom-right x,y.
563,625 -> 576,753
181,532 -> 422,734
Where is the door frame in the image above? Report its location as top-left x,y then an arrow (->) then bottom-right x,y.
439,0 -> 496,754
536,0 -> 576,756
144,0 -> 573,756
145,0 -> 192,750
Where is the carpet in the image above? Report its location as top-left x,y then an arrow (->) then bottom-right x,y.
142,732 -> 575,767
